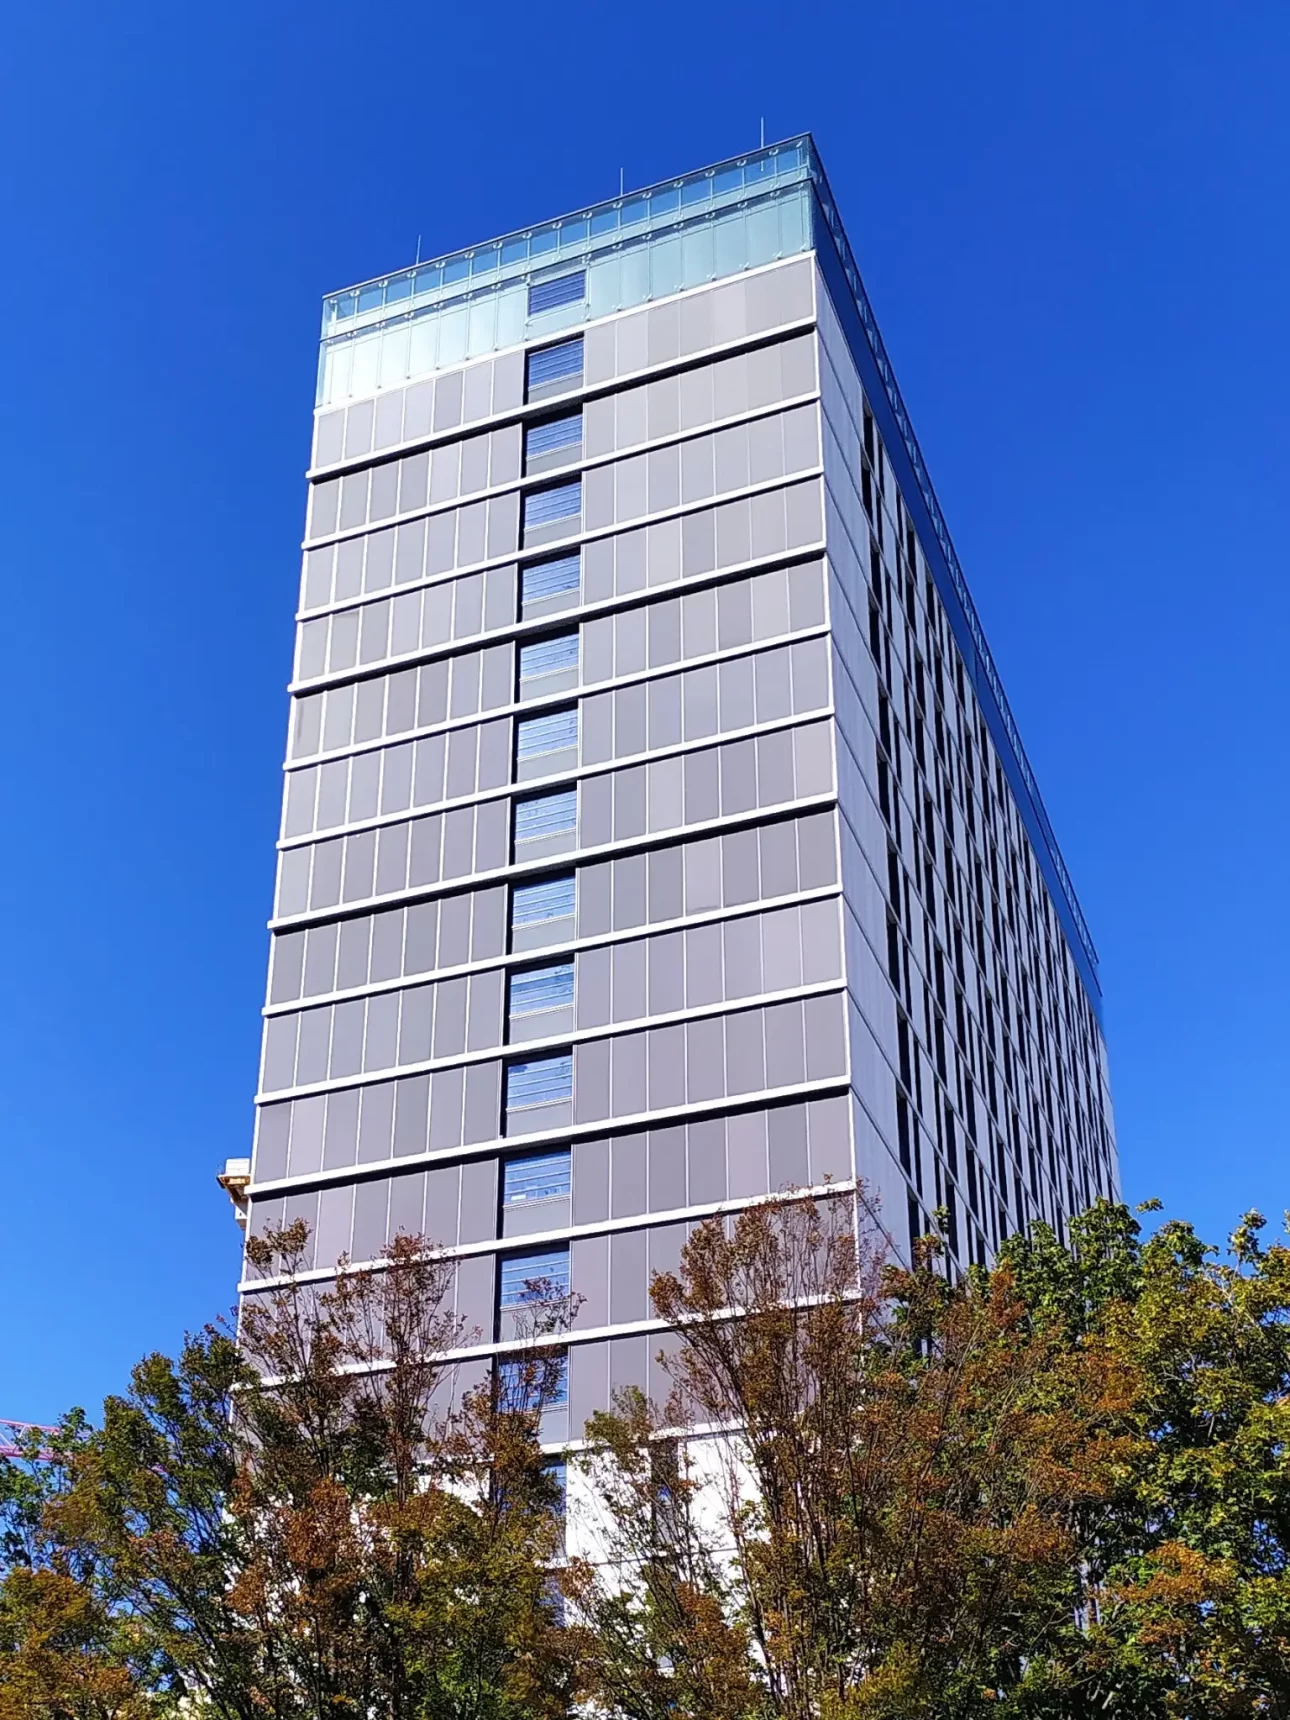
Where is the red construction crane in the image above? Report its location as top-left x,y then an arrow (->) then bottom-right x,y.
0,1420 -> 58,1461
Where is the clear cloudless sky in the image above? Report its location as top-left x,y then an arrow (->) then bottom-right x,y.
1,0 -> 1287,1423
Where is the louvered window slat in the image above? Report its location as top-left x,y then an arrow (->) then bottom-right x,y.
526,336 -> 584,390
516,707 -> 578,759
513,789 -> 577,841
510,961 -> 574,1017
499,1245 -> 571,1305
525,413 -> 582,459
528,272 -> 586,315
520,632 -> 579,681
521,554 -> 580,605
523,481 -> 581,529
503,1149 -> 572,1205
511,873 -> 576,927
505,1053 -> 573,1111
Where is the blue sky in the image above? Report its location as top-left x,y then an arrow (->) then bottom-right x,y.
2,0 -> 1287,1423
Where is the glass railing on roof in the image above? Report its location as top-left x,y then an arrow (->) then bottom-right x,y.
321,138 -> 811,335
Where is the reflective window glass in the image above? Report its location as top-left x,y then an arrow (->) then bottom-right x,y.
511,873 -> 576,928
516,707 -> 578,760
505,1054 -> 573,1112
509,961 -> 574,1017
519,631 -> 579,682
521,554 -> 580,607
496,1353 -> 568,1409
525,413 -> 582,461
499,1245 -> 570,1305
503,1149 -> 572,1205
522,481 -> 581,530
513,789 -> 577,841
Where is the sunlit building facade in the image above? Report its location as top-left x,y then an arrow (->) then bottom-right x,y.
238,136 -> 1119,1435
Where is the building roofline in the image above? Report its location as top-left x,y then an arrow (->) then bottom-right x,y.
325,135 -> 817,306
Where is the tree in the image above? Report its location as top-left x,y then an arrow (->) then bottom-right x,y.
569,1192 -> 1136,1720
0,1415 -> 162,1718
0,1413 -> 152,1720
0,1565 -> 151,1720
9,1196 -> 1289,1719
998,1201 -> 1290,1718
1,1225 -> 577,1719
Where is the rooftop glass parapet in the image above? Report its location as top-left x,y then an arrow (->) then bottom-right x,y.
321,139 -> 811,338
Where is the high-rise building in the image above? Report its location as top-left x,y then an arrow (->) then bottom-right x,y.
234,136 -> 1118,1436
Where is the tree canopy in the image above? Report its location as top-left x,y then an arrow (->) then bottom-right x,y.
3,1197 -> 1288,1718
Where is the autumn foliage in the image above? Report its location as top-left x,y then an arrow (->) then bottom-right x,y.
3,1196 -> 1289,1718
1,1224 -> 575,1719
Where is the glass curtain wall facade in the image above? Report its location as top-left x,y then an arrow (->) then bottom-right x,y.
240,137 -> 1119,1436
